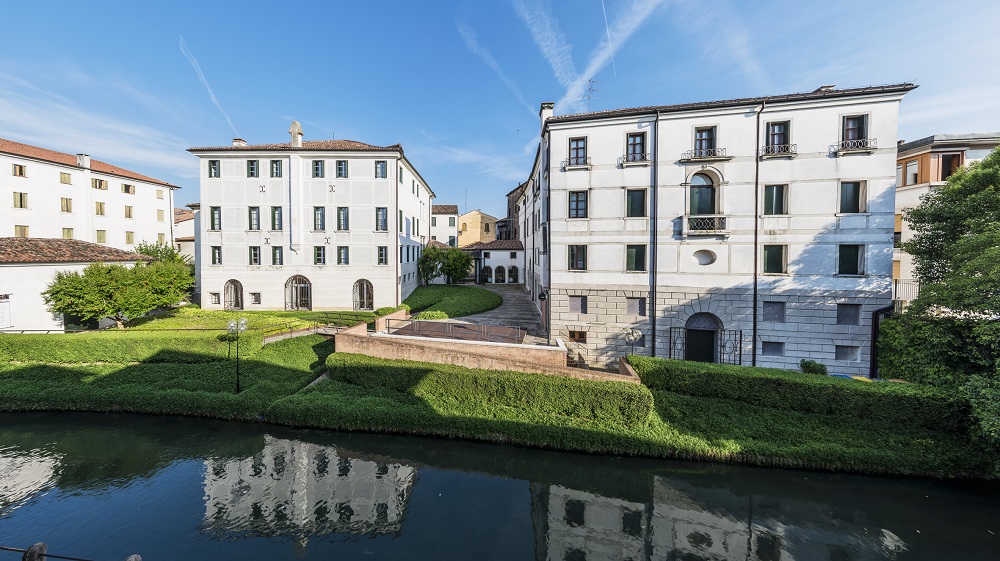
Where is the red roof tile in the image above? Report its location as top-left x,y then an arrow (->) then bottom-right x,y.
173,208 -> 195,223
0,138 -> 177,187
432,204 -> 459,215
0,238 -> 153,264
426,240 -> 450,249
463,240 -> 523,251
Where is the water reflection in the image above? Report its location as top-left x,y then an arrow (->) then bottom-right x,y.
0,448 -> 58,515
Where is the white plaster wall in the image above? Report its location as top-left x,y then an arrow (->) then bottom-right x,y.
430,212 -> 458,246
481,250 -> 523,283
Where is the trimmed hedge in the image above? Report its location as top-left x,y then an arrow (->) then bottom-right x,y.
324,353 -> 654,426
628,356 -> 973,435
0,330 -> 263,364
374,304 -> 410,317
403,285 -> 502,317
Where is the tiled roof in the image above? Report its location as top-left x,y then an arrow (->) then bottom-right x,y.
463,240 -> 523,251
432,204 -> 459,215
0,138 -> 177,187
460,210 -> 498,221
174,208 -> 195,223
174,236 -> 195,242
897,132 -> 1000,154
547,83 -> 918,125
426,240 -> 450,249
0,238 -> 152,264
188,139 -> 403,152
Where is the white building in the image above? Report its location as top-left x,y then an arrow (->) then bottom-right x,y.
0,238 -> 150,331
430,204 -> 459,247
464,239 -> 524,284
0,138 -> 177,250
189,122 -> 434,311
523,84 -> 916,375
173,205 -> 197,260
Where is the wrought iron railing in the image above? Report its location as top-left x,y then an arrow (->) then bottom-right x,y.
686,214 -> 728,233
836,138 -> 877,152
385,318 -> 524,344
680,147 -> 727,160
892,279 -> 919,301
760,143 -> 797,156
561,156 -> 592,168
618,153 -> 651,165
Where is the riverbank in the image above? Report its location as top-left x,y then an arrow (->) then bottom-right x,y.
0,335 -> 994,478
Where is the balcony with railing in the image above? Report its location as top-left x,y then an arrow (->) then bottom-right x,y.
683,214 -> 729,236
759,144 -> 798,159
561,156 -> 592,170
892,279 -> 919,302
618,153 -> 651,167
679,147 -> 731,163
832,138 -> 877,156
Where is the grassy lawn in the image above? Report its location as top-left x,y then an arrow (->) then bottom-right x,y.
130,306 -> 375,333
403,285 -> 503,318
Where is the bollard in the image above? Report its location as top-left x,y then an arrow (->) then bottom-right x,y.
22,543 -> 46,561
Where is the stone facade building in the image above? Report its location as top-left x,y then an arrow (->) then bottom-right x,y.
522,84 -> 917,375
457,209 -> 497,247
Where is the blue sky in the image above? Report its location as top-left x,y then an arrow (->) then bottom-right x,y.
1,0 -> 998,217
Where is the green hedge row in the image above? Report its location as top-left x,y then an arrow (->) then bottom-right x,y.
403,285 -> 502,317
0,330 -> 263,364
627,356 -> 973,435
374,304 -> 410,317
325,353 -> 654,426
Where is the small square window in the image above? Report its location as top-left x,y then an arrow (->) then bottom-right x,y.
762,342 -> 785,356
209,292 -> 221,305
62,228 -> 74,240
60,172 -> 72,184
510,252 -> 517,258
14,225 -> 29,237
763,301 -> 785,322
835,345 -> 861,361
626,297 -> 647,316
121,184 -> 135,194
763,245 -> 786,274
569,295 -> 587,314
12,163 -> 26,177
250,292 -> 261,305
836,304 -> 862,325
568,330 -> 587,343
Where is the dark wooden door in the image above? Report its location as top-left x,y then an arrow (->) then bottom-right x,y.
685,329 -> 716,363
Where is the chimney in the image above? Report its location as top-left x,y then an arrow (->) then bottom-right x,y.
232,138 -> 247,147
76,154 -> 90,168
539,102 -> 554,135
289,121 -> 303,148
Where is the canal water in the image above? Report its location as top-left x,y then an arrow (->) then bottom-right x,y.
0,412 -> 996,560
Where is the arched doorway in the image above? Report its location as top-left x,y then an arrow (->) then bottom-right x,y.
495,266 -> 506,284
480,266 -> 492,284
509,266 -> 519,284
223,279 -> 243,310
353,279 -> 374,311
685,312 -> 722,363
285,275 -> 312,310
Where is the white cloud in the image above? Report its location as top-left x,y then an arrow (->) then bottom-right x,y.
179,35 -> 239,137
458,23 -> 538,117
513,0 -> 577,87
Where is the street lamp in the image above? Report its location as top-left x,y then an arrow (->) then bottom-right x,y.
227,318 -> 248,393
623,327 -> 643,355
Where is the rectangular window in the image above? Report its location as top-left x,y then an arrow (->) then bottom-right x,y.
905,160 -> 918,185
62,228 -> 74,240
568,330 -> 587,343
569,295 -> 587,314
156,189 -> 163,199
449,216 -> 456,227
835,345 -> 861,361
158,209 -> 167,222
843,115 -> 868,141
91,178 -> 107,190
157,233 -> 165,244
626,297 -> 647,316
124,205 -> 134,219
836,304 -> 862,325
625,245 -> 647,272
312,160 -> 325,178
431,216 -> 437,227
314,246 -> 326,265
270,160 -> 282,178
208,160 -> 220,178
694,126 -> 716,153
95,201 -> 105,216
271,206 -> 283,230
449,236 -> 456,246
896,164 -> 903,187
399,210 -> 403,233
337,207 -> 349,231
763,301 -> 786,322
125,231 -> 134,244
377,246 -> 388,265
336,160 -> 348,178
209,206 -> 222,230
761,342 -> 785,357
838,245 -> 864,275
763,185 -> 786,215
121,184 -> 135,195
766,121 -> 789,147
568,245 -> 587,271
272,246 -> 283,265
763,245 -> 786,274
249,246 -> 261,266
399,166 -> 403,183
839,182 -> 863,213
250,292 -> 261,305
416,218 -> 420,236
313,207 -> 326,231
12,163 -> 25,177
247,160 -> 259,178
375,160 -> 387,178
14,225 -> 29,237
337,246 -> 349,265
568,137 -> 587,165
95,229 -> 106,243
211,246 -> 222,264
60,172 -> 72,184
510,251 -> 517,258
248,207 -> 260,230
568,191 -> 588,218
60,197 -> 72,213
13,192 -> 28,208
625,189 -> 645,217
375,207 -> 388,231
626,132 -> 646,161
209,293 -> 220,305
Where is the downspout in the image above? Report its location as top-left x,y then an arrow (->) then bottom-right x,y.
394,156 -> 400,306
751,100 -> 766,366
869,304 -> 894,378
287,155 -> 295,254
650,110 -> 660,356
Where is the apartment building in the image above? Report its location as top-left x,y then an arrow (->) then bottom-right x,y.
189,122 -> 433,311
457,209 -> 497,247
893,133 -> 1000,302
173,205 -> 197,260
430,204 -> 459,247
523,84 -> 916,375
0,138 -> 177,250
496,183 -> 526,241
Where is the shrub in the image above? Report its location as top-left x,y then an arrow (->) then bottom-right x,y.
799,359 -> 828,375
413,310 -> 449,320
374,304 -> 410,317
628,355 -> 973,435
403,285 -> 502,317
324,353 -> 654,426
878,315 -> 994,387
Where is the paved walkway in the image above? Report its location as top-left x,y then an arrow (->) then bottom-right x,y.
443,284 -> 546,340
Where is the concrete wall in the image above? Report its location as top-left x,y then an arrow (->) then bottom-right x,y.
374,308 -> 409,332
458,210 -> 497,247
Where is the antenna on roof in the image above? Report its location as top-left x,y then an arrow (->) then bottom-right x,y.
464,187 -> 468,215
583,79 -> 600,112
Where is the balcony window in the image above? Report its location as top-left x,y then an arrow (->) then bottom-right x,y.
568,245 -> 587,271
624,132 -> 647,162
689,173 -> 716,215
568,191 -> 588,218
843,115 -> 868,141
626,189 -> 646,217
568,137 -> 587,166
763,185 -> 786,215
839,182 -> 864,213
838,245 -> 864,275
762,121 -> 795,156
763,245 -> 786,274
694,127 -> 715,155
625,245 -> 646,272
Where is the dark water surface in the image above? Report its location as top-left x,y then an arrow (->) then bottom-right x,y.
0,412 -> 996,560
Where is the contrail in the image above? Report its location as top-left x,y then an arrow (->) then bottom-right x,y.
601,0 -> 617,77
179,35 -> 239,136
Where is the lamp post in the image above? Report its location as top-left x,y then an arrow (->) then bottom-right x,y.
227,318 -> 248,393
623,327 -> 643,356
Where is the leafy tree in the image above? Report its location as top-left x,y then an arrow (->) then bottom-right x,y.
440,248 -> 473,283
43,261 -> 195,328
417,245 -> 445,286
136,241 -> 194,275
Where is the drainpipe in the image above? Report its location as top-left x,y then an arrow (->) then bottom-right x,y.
751,100 -> 766,366
650,110 -> 661,356
869,304 -> 894,378
394,155 -> 400,306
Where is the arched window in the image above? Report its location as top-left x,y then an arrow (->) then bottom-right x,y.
353,279 -> 374,310
484,222 -> 490,233
689,173 -> 716,215
461,222 -> 468,232
285,275 -> 312,310
495,266 -> 506,283
509,266 -> 519,284
223,279 -> 244,310
480,266 -> 492,284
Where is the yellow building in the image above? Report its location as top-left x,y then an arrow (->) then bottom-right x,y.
457,210 -> 497,247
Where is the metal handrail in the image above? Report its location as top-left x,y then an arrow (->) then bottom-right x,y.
759,143 -> 797,156
618,153 -> 651,165
680,147 -> 727,160
836,138 -> 877,151
561,157 -> 591,168
686,214 -> 729,232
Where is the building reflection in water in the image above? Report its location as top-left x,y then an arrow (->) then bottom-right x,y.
0,451 -> 58,516
531,476 -> 907,561
202,435 -> 416,539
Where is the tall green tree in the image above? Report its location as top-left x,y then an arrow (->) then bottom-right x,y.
417,245 -> 445,286
440,248 -> 473,283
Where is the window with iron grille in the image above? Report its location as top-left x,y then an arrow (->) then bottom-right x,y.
842,115 -> 868,141
626,132 -> 645,161
694,127 -> 716,153
766,121 -> 789,147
